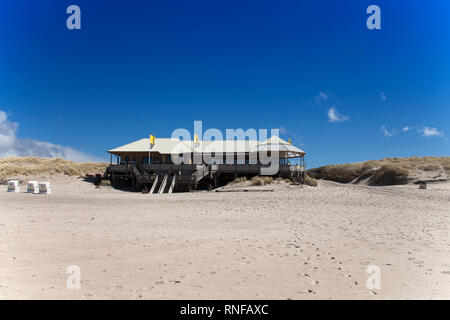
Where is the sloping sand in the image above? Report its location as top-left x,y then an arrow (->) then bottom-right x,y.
1,176 -> 449,299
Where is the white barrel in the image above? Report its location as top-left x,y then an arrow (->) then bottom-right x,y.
27,181 -> 39,194
39,182 -> 51,194
7,180 -> 19,192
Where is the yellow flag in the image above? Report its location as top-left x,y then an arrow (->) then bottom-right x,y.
194,134 -> 199,144
288,138 -> 292,144
150,134 -> 156,145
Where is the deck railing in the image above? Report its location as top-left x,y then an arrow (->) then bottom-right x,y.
193,165 -> 210,182
110,163 -> 306,175
289,164 -> 306,172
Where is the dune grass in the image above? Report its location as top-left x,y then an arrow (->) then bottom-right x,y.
249,176 -> 274,186
228,176 -> 248,185
229,175 -> 317,187
0,156 -> 108,183
307,157 -> 449,186
304,174 -> 318,187
371,165 -> 409,185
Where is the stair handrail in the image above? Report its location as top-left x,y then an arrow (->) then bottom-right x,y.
193,165 -> 209,182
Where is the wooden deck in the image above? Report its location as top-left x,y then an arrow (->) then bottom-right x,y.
105,163 -> 305,192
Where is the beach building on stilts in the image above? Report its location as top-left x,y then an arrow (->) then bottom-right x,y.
104,135 -> 306,193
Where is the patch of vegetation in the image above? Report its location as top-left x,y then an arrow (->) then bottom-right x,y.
228,176 -> 247,185
307,164 -> 362,183
0,156 -> 108,183
370,165 -> 409,186
249,176 -> 274,186
304,174 -> 318,187
419,164 -> 441,171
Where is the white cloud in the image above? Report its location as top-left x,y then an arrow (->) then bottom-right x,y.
418,126 -> 445,138
402,126 -> 414,132
381,125 -> 396,137
327,107 -> 350,123
380,92 -> 387,101
314,91 -> 329,104
0,110 -> 102,162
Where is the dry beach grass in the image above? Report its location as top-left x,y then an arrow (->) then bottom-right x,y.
307,157 -> 450,185
0,156 -> 108,183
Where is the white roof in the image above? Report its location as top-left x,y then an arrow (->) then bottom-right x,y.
109,138 -> 193,154
252,136 -> 306,156
195,140 -> 259,154
108,136 -> 305,156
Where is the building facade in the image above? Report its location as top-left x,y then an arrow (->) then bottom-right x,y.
105,136 -> 306,192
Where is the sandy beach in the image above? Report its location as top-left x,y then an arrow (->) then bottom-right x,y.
1,176 -> 449,299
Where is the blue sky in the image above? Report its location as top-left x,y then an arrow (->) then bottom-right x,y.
0,0 -> 449,167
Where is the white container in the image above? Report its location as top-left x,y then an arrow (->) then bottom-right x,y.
39,182 -> 51,194
27,181 -> 39,194
7,180 -> 19,192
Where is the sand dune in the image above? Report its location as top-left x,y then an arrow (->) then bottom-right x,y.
308,157 -> 450,185
1,166 -> 449,299
0,156 -> 108,184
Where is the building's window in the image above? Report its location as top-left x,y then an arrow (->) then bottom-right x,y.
166,155 -> 172,164
126,156 -> 137,165
142,157 -> 149,164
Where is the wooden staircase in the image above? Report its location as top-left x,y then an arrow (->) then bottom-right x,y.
168,176 -> 176,194
157,175 -> 168,194
192,165 -> 211,187
149,175 -> 159,194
